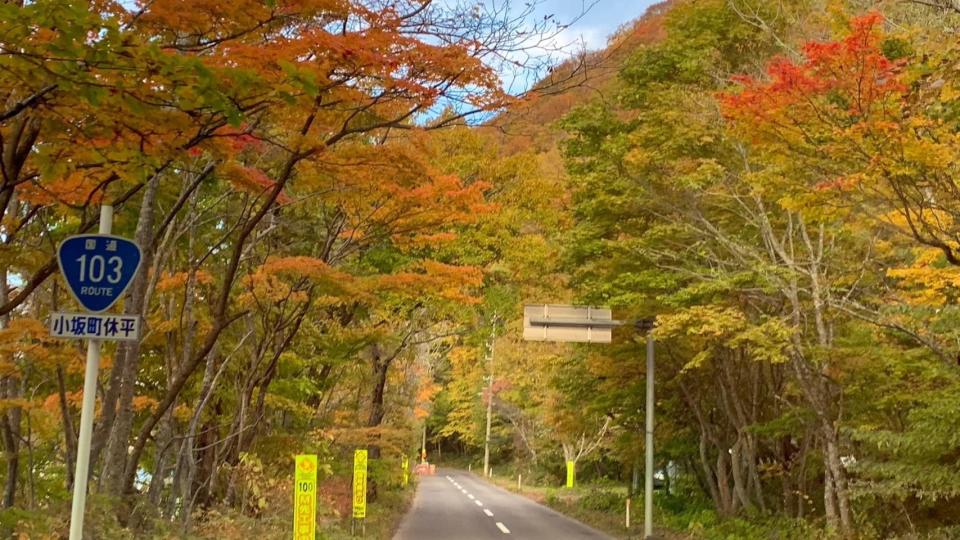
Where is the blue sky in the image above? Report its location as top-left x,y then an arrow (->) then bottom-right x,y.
535,0 -> 662,51
490,0 -> 661,94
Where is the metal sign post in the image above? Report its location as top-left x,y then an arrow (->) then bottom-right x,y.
643,326 -> 655,540
523,305 -> 657,539
49,205 -> 143,540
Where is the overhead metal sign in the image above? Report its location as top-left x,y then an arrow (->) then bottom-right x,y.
523,304 -> 622,343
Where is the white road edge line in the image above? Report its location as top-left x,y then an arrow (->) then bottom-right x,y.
475,500 -> 483,506
496,522 -> 511,534
484,509 -> 494,517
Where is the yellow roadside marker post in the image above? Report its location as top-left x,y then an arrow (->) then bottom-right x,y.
352,449 -> 368,536
566,461 -> 575,489
293,455 -> 318,540
402,455 -> 410,487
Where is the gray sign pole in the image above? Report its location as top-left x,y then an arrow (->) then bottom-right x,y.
522,305 -> 654,536
483,318 -> 496,477
644,331 -> 655,539
69,205 -> 112,540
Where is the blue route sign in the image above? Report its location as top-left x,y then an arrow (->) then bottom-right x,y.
57,234 -> 143,313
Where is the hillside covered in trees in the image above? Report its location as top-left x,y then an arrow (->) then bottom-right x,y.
430,1 -> 960,538
4,0 -> 960,539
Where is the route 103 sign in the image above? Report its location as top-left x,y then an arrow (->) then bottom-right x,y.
57,234 -> 142,313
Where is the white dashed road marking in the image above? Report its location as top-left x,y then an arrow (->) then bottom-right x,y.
496,522 -> 511,534
468,494 -> 475,500
484,509 -> 494,517
475,500 -> 483,506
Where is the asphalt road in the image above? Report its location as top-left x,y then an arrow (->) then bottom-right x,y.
393,468 -> 613,540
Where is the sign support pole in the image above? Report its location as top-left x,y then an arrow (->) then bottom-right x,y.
644,331 -> 655,539
483,318 -> 496,478
521,305 -> 653,535
69,205 -> 112,540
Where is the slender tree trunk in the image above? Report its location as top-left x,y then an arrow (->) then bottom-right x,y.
177,345 -> 218,528
101,172 -> 162,496
0,265 -> 20,511
172,194 -> 204,526
823,451 -> 838,531
698,434 -> 722,511
824,422 -> 853,534
0,378 -> 19,510
729,438 -> 753,512
56,365 -> 77,489
367,347 -> 391,460
716,449 -> 734,516
147,407 -> 174,507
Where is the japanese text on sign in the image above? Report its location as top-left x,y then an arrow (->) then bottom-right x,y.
293,455 -> 317,540
352,449 -> 368,519
49,312 -> 140,341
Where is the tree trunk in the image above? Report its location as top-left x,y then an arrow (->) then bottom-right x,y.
101,172 -> 162,496
56,365 -> 77,490
824,422 -> 853,535
0,265 -> 20,511
367,348 -> 391,460
823,452 -> 838,531
366,345 -> 393,503
697,434 -> 722,511
1,377 -> 19,510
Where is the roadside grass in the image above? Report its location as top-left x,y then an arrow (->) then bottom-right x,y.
186,484 -> 414,540
474,468 -> 820,540
51,478 -> 417,540
479,472 -> 659,540
317,485 -> 415,540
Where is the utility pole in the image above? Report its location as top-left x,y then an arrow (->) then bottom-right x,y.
640,320 -> 655,540
483,317 -> 496,478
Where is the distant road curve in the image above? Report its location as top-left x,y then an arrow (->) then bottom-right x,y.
394,468 -> 613,540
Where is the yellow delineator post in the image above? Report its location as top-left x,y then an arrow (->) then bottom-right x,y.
566,461 -> 575,488
353,449 -> 368,519
402,455 -> 410,487
293,455 -> 318,540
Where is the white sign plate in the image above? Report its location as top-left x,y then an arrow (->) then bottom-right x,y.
523,304 -> 618,343
49,312 -> 141,341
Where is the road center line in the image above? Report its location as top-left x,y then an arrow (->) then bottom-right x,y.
496,522 -> 511,534
484,509 -> 494,517
468,494 -> 475,500
475,500 -> 483,506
